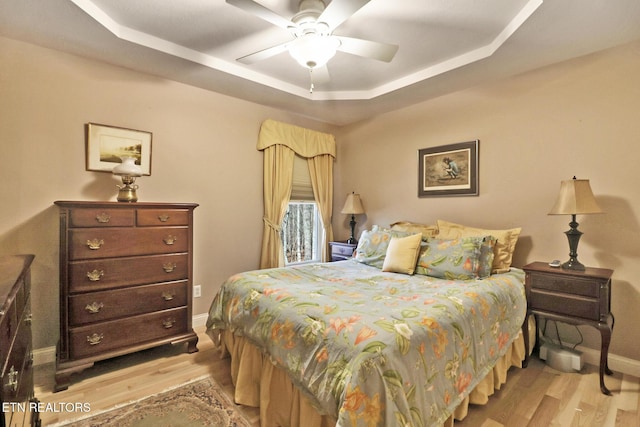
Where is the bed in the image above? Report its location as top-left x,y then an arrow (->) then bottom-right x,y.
206,220 -> 528,427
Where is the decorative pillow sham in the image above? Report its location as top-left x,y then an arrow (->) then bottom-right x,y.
415,237 -> 484,280
354,227 -> 414,269
477,236 -> 497,279
436,220 -> 521,274
382,233 -> 423,275
390,221 -> 439,240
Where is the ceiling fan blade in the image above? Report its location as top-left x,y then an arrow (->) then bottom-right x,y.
310,65 -> 330,84
237,42 -> 291,64
317,0 -> 370,30
226,0 -> 295,30
335,36 -> 398,62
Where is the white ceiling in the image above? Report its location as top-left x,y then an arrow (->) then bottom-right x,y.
2,0 -> 640,125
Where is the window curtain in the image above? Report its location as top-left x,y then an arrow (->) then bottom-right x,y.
308,155 -> 334,262
257,119 -> 336,269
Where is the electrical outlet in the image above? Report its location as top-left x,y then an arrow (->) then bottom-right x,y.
193,284 -> 201,298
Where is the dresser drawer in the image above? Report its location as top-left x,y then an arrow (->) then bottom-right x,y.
530,289 -> 599,321
0,301 -> 17,364
529,272 -> 599,298
2,316 -> 31,402
69,253 -> 188,293
69,280 -> 188,325
137,209 -> 189,226
69,208 -> 135,227
69,307 -> 188,359
68,227 -> 189,260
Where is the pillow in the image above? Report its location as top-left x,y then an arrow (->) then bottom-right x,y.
354,227 -> 413,269
382,233 -> 423,275
436,220 -> 521,274
477,236 -> 497,279
390,221 -> 439,240
415,237 -> 484,280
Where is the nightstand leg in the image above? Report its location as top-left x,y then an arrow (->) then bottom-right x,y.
597,322 -> 613,395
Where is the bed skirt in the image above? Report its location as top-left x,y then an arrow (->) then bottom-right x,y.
211,316 -> 533,427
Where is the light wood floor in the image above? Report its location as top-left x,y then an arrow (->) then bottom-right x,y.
35,327 -> 640,427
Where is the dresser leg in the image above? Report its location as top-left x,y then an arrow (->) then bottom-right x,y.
597,323 -> 613,395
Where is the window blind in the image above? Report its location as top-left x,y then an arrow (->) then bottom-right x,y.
290,155 -> 314,201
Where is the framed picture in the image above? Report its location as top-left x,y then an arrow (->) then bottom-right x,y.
85,123 -> 152,175
418,140 -> 479,197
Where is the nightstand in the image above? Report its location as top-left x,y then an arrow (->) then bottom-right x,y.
523,262 -> 614,395
329,241 -> 357,262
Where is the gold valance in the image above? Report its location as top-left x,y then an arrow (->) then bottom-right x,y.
257,119 -> 336,158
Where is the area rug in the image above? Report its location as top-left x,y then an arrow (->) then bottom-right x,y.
52,376 -> 253,427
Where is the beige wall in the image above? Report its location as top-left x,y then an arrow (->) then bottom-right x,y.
334,40 -> 640,362
0,36 -> 337,351
3,33 -> 640,365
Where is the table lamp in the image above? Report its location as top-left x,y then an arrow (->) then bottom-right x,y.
341,192 -> 365,244
112,156 -> 143,202
548,176 -> 602,270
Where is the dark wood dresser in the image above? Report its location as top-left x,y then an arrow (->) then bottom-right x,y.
0,254 -> 40,427
54,201 -> 199,392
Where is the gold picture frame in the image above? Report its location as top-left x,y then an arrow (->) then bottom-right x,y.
85,123 -> 152,175
418,140 -> 479,197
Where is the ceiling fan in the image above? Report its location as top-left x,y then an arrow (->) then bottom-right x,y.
226,0 -> 398,78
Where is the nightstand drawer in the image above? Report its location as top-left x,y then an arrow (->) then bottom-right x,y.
332,245 -> 355,257
530,289 -> 599,320
329,241 -> 357,262
530,273 -> 599,298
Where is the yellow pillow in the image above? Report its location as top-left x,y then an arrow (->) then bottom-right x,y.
390,221 -> 439,240
382,233 -> 423,275
436,220 -> 521,274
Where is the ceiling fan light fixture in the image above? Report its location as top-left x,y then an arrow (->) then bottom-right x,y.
289,34 -> 340,69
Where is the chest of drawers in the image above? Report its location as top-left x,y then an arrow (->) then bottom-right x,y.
0,255 -> 40,427
54,201 -> 199,392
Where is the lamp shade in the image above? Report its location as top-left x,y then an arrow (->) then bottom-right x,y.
112,156 -> 143,177
341,193 -> 365,215
548,178 -> 602,215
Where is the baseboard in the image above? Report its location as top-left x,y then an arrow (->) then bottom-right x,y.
577,345 -> 640,378
33,313 -> 211,367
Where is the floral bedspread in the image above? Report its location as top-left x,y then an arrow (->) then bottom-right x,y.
206,260 -> 526,427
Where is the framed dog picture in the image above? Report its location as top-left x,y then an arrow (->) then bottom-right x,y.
418,140 -> 478,197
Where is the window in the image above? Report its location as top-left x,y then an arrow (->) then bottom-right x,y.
281,201 -> 323,265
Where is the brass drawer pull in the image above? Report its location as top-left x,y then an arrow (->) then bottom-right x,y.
162,318 -> 176,329
85,302 -> 104,314
25,312 -> 33,326
95,212 -> 111,223
87,333 -> 104,345
86,238 -> 104,250
158,214 -> 170,222
6,365 -> 18,393
162,263 -> 177,273
163,235 -> 177,245
87,269 -> 104,281
161,291 -> 175,301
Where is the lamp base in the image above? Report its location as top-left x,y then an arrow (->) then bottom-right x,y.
562,258 -> 585,271
116,184 -> 139,202
562,215 -> 585,271
116,176 -> 139,203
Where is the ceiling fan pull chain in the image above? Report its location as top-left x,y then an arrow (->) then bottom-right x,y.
309,68 -> 314,94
